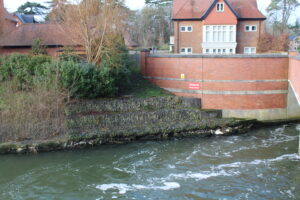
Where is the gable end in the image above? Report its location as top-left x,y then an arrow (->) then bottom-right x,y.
201,0 -> 239,20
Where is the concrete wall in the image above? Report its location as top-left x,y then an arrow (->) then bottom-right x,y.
288,55 -> 300,118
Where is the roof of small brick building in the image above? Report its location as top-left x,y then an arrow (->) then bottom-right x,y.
15,13 -> 37,24
172,0 -> 266,20
0,23 -> 77,47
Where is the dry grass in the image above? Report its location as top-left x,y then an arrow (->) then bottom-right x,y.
0,81 -> 68,143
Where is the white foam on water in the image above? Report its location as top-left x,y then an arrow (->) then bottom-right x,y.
186,149 -> 199,160
286,190 -> 295,198
113,150 -> 155,165
260,127 -> 298,148
95,182 -> 180,194
168,164 -> 176,169
296,124 -> 300,131
113,167 -> 136,175
168,170 -> 230,180
267,153 -> 300,162
186,147 -> 232,161
216,154 -> 300,170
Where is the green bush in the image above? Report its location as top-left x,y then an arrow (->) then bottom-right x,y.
31,38 -> 47,55
0,54 -> 52,89
57,61 -> 118,98
158,44 -> 169,51
0,53 -> 131,99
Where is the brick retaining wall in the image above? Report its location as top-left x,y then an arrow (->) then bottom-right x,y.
141,51 -> 289,111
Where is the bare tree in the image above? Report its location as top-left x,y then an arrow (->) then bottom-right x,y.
50,0 -> 128,65
267,0 -> 300,34
128,5 -> 172,48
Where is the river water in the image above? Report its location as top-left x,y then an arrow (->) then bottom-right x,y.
0,124 -> 300,200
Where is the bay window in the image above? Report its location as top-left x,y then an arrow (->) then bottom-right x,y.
202,25 -> 237,54
204,25 -> 236,43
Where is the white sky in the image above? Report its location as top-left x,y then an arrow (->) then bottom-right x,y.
3,0 -> 270,12
3,0 -> 300,20
4,0 -> 146,11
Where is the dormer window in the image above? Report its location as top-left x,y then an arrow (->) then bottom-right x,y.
216,3 -> 224,12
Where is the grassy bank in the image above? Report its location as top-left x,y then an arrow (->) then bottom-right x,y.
122,65 -> 172,98
0,54 -> 171,144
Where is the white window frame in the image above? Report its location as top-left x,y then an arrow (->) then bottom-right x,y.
245,25 -> 257,32
180,47 -> 193,54
203,25 -> 236,43
216,3 -> 224,12
180,26 -> 193,32
204,48 -> 235,54
244,47 -> 256,54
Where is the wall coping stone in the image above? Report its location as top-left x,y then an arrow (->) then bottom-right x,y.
147,53 -> 289,58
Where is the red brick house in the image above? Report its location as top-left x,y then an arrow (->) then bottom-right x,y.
172,0 -> 266,54
0,0 -> 80,57
0,0 -> 137,57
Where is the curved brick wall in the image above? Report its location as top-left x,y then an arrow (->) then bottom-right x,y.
141,53 -> 289,110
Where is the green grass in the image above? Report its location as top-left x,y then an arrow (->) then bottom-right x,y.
122,65 -> 173,98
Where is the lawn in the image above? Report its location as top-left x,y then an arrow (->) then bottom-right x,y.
122,65 -> 172,98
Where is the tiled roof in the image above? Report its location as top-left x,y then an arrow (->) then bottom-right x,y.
0,24 -> 77,47
289,35 -> 300,41
172,0 -> 266,20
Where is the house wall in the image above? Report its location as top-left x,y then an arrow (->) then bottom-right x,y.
0,47 -> 65,57
174,20 -> 203,54
0,46 -> 85,58
141,51 -> 294,120
236,20 -> 264,54
202,0 -> 238,25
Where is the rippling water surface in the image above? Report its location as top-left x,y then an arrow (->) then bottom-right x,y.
0,124 -> 300,200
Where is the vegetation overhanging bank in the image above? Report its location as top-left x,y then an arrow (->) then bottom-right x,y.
0,95 -> 258,155
1,93 -> 299,155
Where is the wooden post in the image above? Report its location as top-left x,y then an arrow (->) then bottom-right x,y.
140,49 -> 150,76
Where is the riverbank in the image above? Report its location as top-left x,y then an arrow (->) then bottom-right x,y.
0,96 -> 261,155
